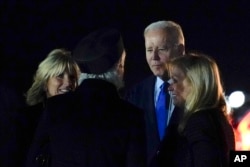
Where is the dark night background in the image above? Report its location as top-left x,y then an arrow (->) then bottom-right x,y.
0,0 -> 250,101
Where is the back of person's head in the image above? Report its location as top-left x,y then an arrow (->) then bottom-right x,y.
73,27 -> 125,89
169,52 -> 225,113
26,48 -> 80,106
144,20 -> 185,46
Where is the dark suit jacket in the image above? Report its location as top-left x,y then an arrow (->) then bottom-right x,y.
123,75 -> 183,166
156,108 -> 235,167
25,79 -> 146,167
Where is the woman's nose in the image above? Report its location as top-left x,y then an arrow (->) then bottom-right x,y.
168,84 -> 173,91
63,75 -> 72,87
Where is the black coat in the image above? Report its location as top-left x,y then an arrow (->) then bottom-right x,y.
156,108 -> 235,167
0,101 -> 43,167
19,103 -> 44,166
0,82 -> 29,167
123,75 -> 184,167
25,79 -> 146,167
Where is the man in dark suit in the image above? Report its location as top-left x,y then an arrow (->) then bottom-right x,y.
25,28 -> 146,167
124,20 -> 185,166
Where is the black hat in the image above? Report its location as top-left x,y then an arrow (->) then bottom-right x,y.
73,28 -> 124,74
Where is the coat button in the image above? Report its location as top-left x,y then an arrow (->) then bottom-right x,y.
36,154 -> 49,166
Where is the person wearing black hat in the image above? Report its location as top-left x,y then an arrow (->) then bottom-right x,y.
25,28 -> 146,167
73,27 -> 126,90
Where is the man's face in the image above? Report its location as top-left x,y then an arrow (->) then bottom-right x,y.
145,29 -> 181,79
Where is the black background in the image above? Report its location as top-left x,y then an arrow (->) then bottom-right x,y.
1,0 -> 250,98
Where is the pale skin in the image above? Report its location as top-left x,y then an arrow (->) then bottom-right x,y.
168,66 -> 192,109
144,28 -> 184,80
46,72 -> 77,98
116,50 -> 126,79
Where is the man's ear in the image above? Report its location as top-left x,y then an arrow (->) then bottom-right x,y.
117,50 -> 126,69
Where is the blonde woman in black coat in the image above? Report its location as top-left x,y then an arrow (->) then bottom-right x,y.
156,52 -> 235,167
18,49 -> 79,166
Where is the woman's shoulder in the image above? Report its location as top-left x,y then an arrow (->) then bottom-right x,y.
184,108 -> 225,139
188,108 -> 224,122
19,102 -> 44,123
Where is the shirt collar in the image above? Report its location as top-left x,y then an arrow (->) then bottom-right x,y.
156,77 -> 172,88
156,77 -> 164,90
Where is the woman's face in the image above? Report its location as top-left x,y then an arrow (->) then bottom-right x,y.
46,72 -> 77,98
168,66 -> 192,108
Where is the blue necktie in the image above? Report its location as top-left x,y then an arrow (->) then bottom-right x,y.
156,82 -> 169,140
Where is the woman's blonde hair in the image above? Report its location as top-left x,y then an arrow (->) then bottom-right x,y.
26,48 -> 80,106
169,52 -> 227,132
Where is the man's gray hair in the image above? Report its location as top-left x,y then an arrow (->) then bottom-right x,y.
144,20 -> 185,45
